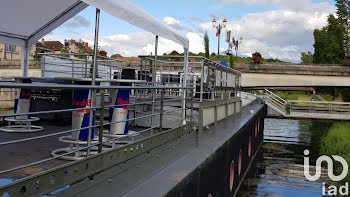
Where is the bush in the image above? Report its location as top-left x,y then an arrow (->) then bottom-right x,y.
320,123 -> 350,184
345,55 -> 350,66
252,52 -> 262,64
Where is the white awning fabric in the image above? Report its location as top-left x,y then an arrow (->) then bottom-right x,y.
0,0 -> 189,49
0,0 -> 88,47
80,0 -> 189,49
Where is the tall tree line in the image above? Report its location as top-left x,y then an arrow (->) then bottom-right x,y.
313,0 -> 350,64
312,0 -> 350,101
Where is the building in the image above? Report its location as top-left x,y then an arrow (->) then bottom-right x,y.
0,43 -> 36,61
65,39 -> 93,54
39,38 -> 64,53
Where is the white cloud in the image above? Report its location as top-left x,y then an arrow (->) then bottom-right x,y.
71,31 -> 204,57
201,2 -> 335,62
44,16 -> 204,57
216,0 -> 312,10
163,17 -> 180,25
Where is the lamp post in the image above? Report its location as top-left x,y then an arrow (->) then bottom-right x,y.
212,18 -> 227,60
232,36 -> 243,59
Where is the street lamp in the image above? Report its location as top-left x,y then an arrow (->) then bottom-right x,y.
232,36 -> 243,59
212,18 -> 227,59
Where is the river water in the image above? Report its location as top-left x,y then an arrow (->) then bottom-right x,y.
237,118 -> 334,197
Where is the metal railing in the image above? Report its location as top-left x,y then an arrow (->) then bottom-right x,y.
40,53 -> 123,79
287,100 -> 350,115
0,80 -> 194,196
139,56 -> 241,102
264,89 -> 287,115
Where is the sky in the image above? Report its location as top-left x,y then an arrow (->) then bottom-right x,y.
44,0 -> 337,63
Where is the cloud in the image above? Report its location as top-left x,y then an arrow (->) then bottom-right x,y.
163,17 -> 184,31
75,31 -> 204,57
216,0 -> 312,10
201,2 -> 335,62
61,15 -> 90,29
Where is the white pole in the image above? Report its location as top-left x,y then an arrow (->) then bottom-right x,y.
21,42 -> 29,77
151,36 -> 158,134
87,8 -> 100,156
182,47 -> 189,125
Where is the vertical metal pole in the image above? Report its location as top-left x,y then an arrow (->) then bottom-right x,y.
182,47 -> 189,125
217,24 -> 220,59
151,36 -> 158,134
200,60 -> 204,102
21,42 -> 29,77
98,92 -> 105,153
71,59 -> 74,77
159,89 -> 164,132
42,55 -> 46,78
85,56 -> 88,77
87,8 -> 100,156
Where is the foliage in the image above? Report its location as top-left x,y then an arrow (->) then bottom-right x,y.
99,50 -> 107,57
335,0 -> 350,55
229,55 -> 234,68
60,47 -> 70,57
252,52 -> 262,64
313,14 -> 345,64
345,55 -> 350,65
111,54 -> 122,59
204,31 -> 210,59
300,51 -> 313,64
339,87 -> 350,102
75,49 -> 87,59
33,52 -> 42,61
320,123 -> 350,183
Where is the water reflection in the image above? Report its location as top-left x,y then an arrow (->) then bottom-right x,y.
237,118 -> 333,197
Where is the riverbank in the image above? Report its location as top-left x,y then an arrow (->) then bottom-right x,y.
320,123 -> 350,183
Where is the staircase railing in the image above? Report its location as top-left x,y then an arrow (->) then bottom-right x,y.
264,89 -> 288,115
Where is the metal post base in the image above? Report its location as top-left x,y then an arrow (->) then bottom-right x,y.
0,117 -> 43,133
51,135 -> 114,161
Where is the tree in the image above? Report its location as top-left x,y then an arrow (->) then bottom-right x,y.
229,54 -> 234,68
60,47 -> 70,57
300,51 -> 313,64
252,52 -> 262,64
313,14 -> 344,64
335,0 -> 350,55
99,50 -> 107,57
111,54 -> 122,59
204,31 -> 210,59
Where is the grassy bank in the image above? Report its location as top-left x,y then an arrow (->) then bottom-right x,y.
320,123 -> 350,183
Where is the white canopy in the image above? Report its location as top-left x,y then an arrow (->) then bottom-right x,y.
0,0 -> 189,77
0,0 -> 189,49
0,0 -> 88,47
80,0 -> 189,49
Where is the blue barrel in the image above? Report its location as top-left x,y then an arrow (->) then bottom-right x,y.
72,84 -> 95,141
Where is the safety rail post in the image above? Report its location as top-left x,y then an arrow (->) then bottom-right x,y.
85,55 -> 88,77
42,55 -> 46,78
98,91 -> 105,153
71,59 -> 74,78
159,89 -> 164,133
200,61 -> 204,102
214,105 -> 217,136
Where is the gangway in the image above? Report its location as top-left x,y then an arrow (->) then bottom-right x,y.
262,89 -> 350,120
